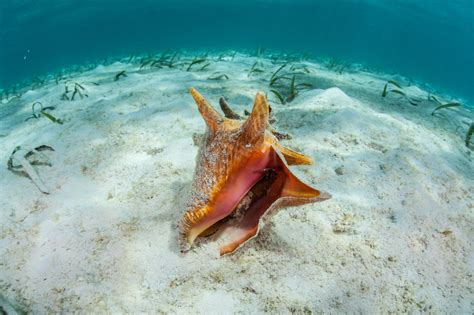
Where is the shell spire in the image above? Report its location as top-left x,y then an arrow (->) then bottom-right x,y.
189,87 -> 223,132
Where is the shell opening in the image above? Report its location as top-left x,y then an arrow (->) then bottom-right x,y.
198,166 -> 286,255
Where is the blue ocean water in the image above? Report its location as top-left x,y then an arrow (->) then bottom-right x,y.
1,0 -> 473,103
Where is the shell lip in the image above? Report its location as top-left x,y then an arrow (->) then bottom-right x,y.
183,147 -> 272,247
198,146 -> 329,255
216,166 -> 285,255
182,144 -> 331,255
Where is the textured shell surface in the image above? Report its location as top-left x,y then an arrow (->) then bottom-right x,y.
179,88 -> 330,255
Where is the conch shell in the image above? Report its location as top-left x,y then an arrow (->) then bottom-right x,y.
179,88 -> 330,255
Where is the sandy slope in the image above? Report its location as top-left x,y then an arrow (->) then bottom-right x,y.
0,54 -> 473,313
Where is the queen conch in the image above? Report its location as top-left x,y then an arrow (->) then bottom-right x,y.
179,88 -> 331,255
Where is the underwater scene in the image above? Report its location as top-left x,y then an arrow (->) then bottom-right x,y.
0,0 -> 473,313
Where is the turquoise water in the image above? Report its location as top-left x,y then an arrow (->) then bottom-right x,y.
0,0 -> 473,103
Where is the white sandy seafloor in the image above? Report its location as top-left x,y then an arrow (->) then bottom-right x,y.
0,52 -> 472,314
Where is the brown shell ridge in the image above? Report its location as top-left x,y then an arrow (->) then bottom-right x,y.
240,92 -> 269,145
274,142 -> 313,165
189,87 -> 224,132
